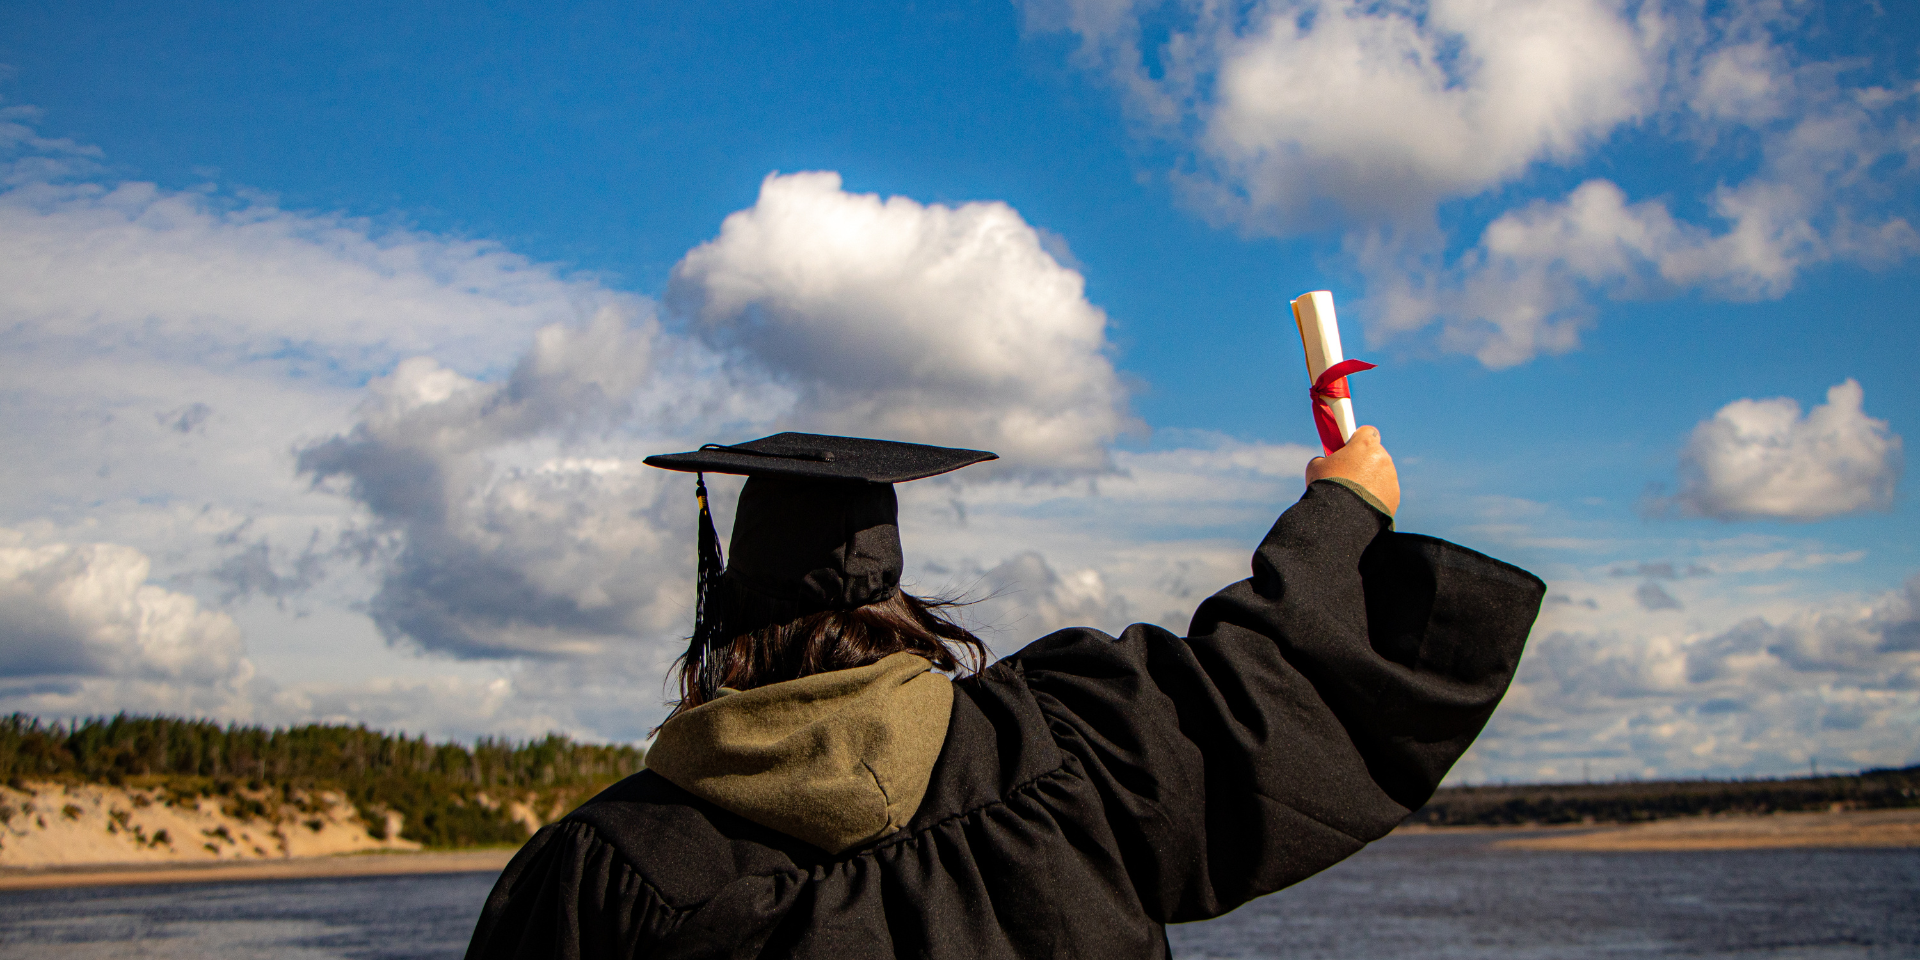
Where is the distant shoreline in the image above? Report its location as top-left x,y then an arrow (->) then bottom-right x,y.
1399,807 -> 1920,852
0,847 -> 516,892
9,809 -> 1917,893
1408,765 -> 1919,829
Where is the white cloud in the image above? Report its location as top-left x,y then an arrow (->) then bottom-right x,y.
1470,573 -> 1920,781
904,436 -> 1321,650
260,674 -> 564,743
285,160 -> 1151,662
935,551 -> 1134,651
1194,0 -> 1657,224
272,170 -> 1147,664
0,104 -> 102,186
1033,1 -> 1920,368
0,532 -> 249,686
0,121 -> 689,726
1654,379 -> 1903,522
0,180 -> 619,381
1711,547 -> 1868,575
1375,117 -> 1919,367
264,431 -> 1322,735
7,106 -> 1909,784
0,116 -> 646,563
1359,10 -> 1920,366
667,171 -> 1133,476
1036,0 -> 1663,227
294,309 -> 689,659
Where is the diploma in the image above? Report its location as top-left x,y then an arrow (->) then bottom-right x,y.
1290,290 -> 1375,456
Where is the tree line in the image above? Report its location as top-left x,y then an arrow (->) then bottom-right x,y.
1410,764 -> 1920,827
1,713 -> 645,848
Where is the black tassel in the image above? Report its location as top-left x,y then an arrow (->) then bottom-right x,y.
691,473 -> 728,703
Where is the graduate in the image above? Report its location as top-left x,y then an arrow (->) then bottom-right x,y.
465,428 -> 1544,959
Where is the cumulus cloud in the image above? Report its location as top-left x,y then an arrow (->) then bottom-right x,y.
17,102 -> 1910,785
0,533 -> 249,685
0,115 -> 1301,741
1033,0 -> 1662,226
0,119 -> 699,725
1416,492 -> 1920,781
295,309 -> 688,659
1033,0 -> 1920,367
289,164 -> 1146,662
0,114 -> 647,579
0,116 -> 1156,736
272,430 -> 1326,737
1652,379 -> 1903,522
1357,7 -> 1920,366
668,171 -> 1133,476
1479,573 -> 1920,780
226,167 -> 1144,672
1373,128 -> 1918,367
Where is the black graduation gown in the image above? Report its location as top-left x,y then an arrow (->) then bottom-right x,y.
465,481 -> 1545,959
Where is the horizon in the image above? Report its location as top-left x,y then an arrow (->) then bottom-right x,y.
6,709 -> 1914,789
1,0 -> 1916,787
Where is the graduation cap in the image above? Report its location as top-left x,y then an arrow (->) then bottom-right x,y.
644,433 -> 996,702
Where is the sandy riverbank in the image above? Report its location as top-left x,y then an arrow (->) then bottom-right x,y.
0,780 -> 425,869
1450,808 -> 1920,852
0,847 -> 517,891
0,779 -> 533,891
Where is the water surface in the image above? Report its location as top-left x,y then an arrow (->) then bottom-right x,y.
0,870 -> 492,960
1169,831 -> 1920,959
2,832 -> 1915,959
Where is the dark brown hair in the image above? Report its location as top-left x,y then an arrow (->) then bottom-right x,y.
665,591 -> 990,720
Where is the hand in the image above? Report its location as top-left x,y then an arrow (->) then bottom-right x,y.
1304,426 -> 1400,515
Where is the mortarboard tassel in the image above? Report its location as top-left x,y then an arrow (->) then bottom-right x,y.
691,473 -> 729,704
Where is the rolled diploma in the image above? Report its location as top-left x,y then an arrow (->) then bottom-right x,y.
1290,290 -> 1357,444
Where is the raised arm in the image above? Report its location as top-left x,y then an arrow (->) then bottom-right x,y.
1008,442 -> 1542,921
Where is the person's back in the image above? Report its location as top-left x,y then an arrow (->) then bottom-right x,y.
466,431 -> 1544,959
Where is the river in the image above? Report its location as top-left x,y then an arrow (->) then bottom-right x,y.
2,831 -> 1915,958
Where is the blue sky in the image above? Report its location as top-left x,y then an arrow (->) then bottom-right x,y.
1,0 -> 1915,782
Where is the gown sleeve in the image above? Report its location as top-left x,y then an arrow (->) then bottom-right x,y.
1008,479 -> 1545,922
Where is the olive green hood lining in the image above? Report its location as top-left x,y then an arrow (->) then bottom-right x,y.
645,652 -> 953,854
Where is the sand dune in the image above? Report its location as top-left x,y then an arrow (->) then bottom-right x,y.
0,780 -> 526,891
0,780 -> 420,869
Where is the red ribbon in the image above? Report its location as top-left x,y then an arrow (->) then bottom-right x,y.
1310,359 -> 1377,456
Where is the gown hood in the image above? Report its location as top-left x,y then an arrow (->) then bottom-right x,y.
643,652 -> 953,854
